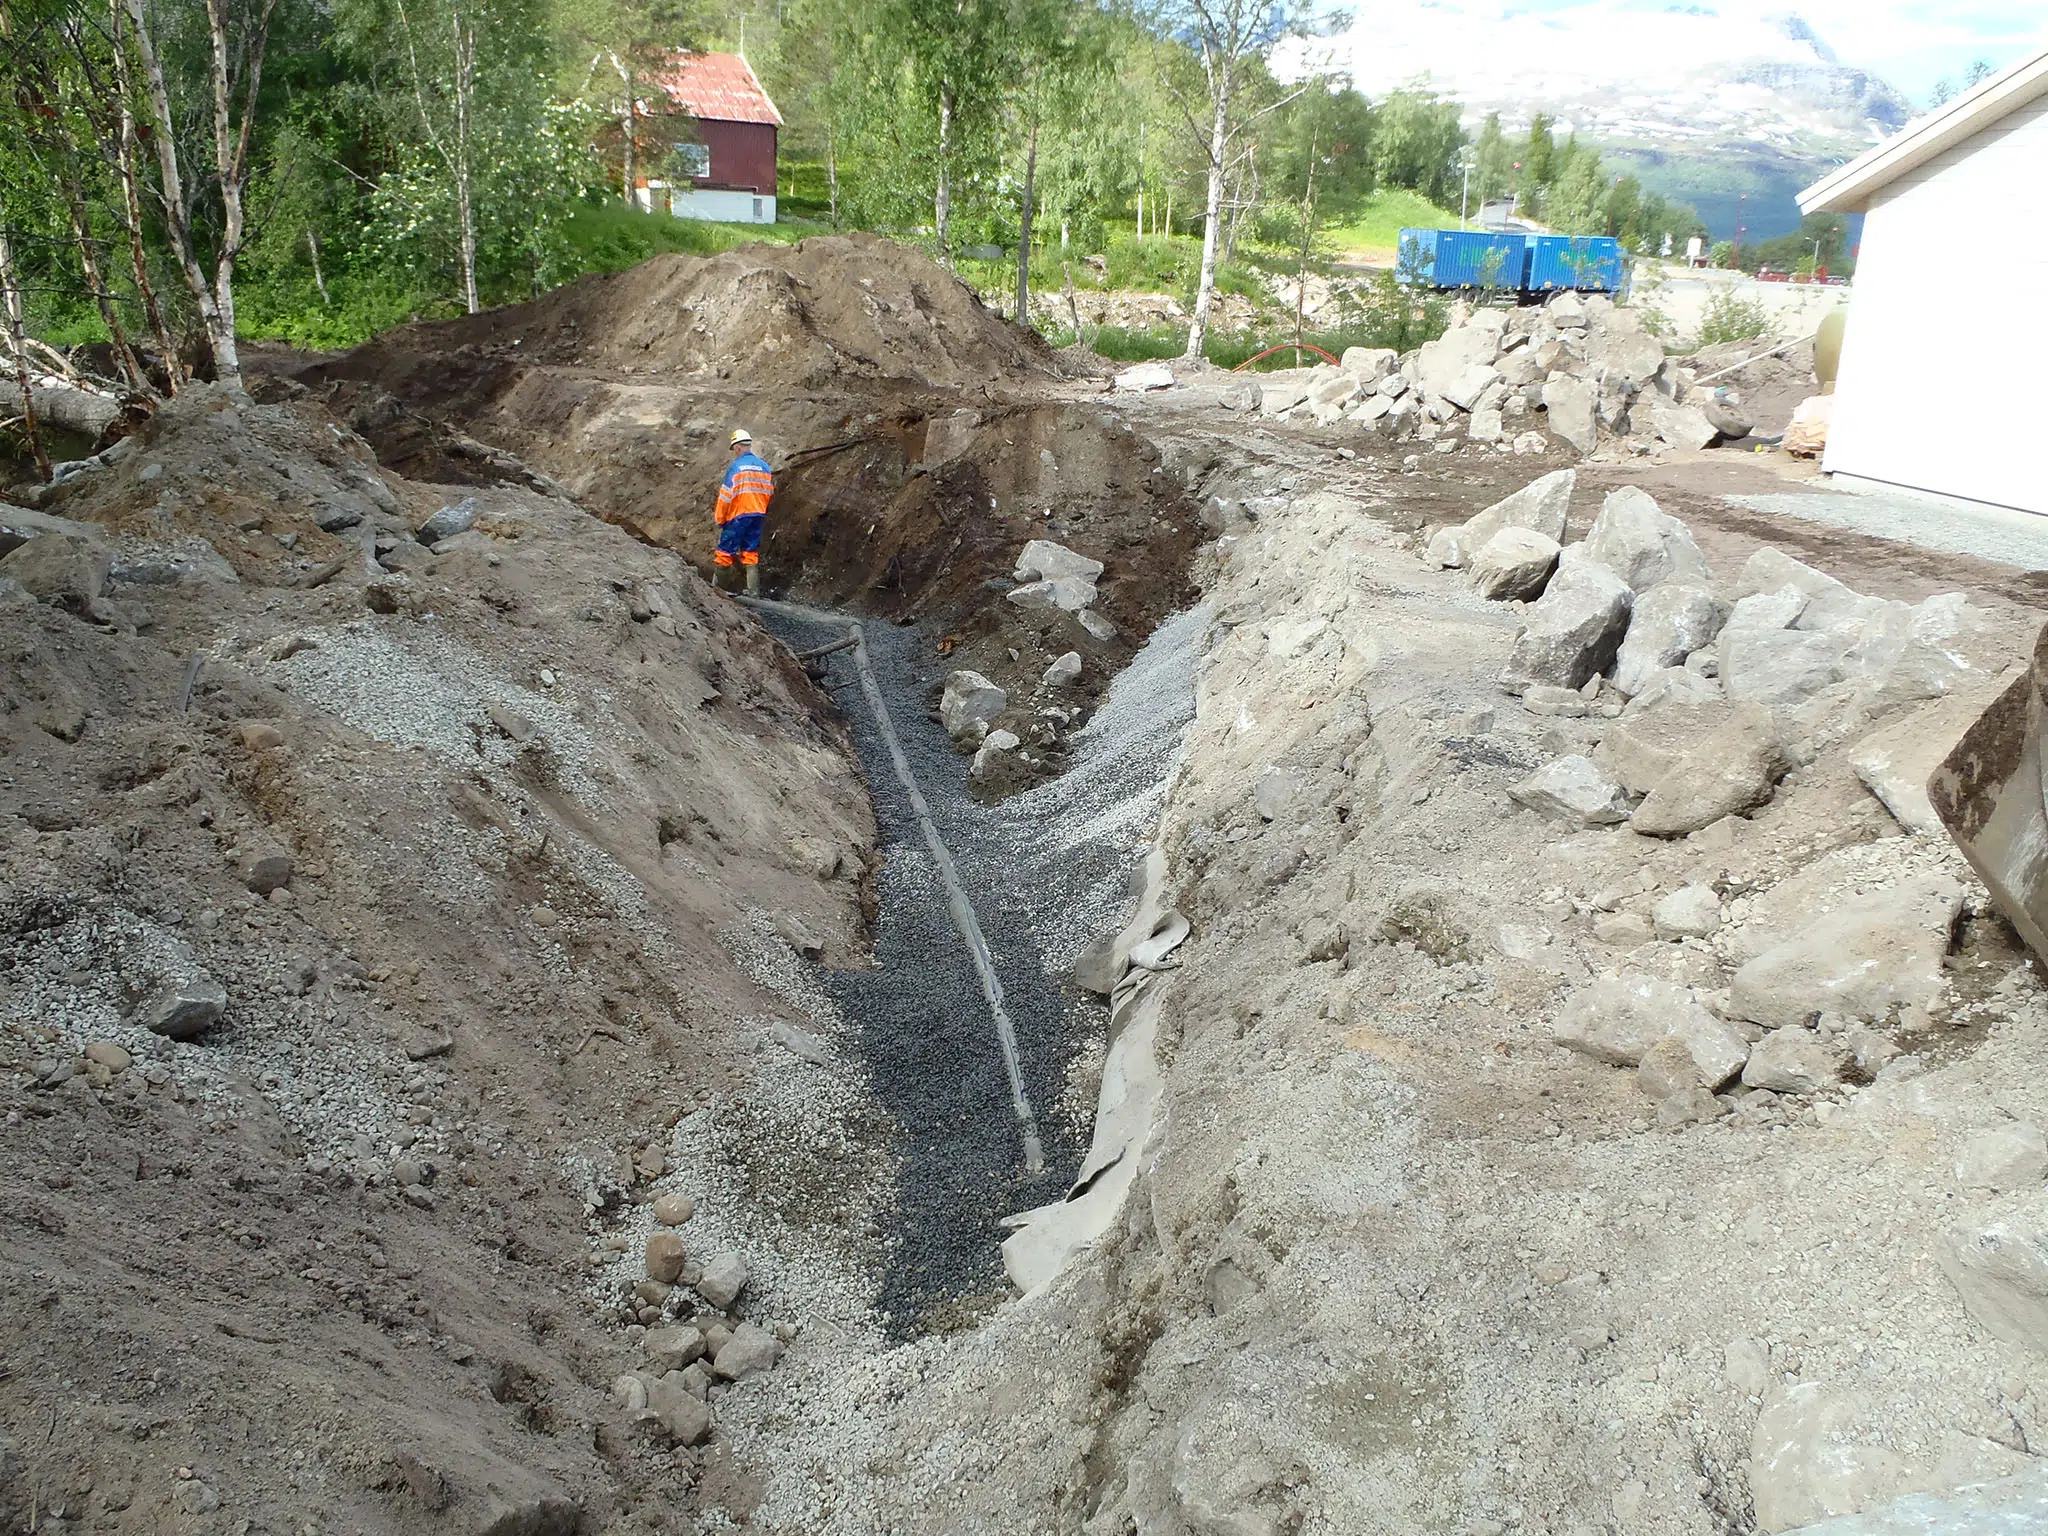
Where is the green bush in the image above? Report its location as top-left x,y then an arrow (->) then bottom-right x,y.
1697,288 -> 1772,348
1103,234 -> 1197,292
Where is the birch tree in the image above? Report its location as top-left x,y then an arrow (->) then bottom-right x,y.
1162,0 -> 1312,362
123,0 -> 278,386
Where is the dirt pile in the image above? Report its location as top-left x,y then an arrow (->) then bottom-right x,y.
337,233 -> 1053,395
0,384 -> 878,1532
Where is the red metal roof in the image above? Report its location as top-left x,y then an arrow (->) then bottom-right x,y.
643,52 -> 783,127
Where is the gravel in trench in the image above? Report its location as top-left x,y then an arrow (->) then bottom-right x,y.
759,609 -> 1202,1337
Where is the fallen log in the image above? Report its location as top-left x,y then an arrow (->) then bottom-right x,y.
0,380 -> 122,441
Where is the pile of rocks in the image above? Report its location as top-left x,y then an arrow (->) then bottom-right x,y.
1243,292 -> 1758,459
1422,468 -> 1988,842
608,1195 -> 791,1453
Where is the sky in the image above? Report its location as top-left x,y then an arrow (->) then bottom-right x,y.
1309,0 -> 2045,107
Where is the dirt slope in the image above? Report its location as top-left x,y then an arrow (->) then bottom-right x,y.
329,233 -> 1052,394
0,385 -> 873,1533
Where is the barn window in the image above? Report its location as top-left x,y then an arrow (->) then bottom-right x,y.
674,143 -> 710,180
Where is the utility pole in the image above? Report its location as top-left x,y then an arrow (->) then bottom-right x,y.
1459,151 -> 1476,229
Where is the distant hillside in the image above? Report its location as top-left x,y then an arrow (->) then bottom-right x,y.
1308,1 -> 1913,240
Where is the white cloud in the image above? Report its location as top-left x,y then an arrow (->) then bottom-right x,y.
1296,1 -> 2044,105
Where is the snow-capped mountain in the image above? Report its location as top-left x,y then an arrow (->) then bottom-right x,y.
1298,2 -> 1914,238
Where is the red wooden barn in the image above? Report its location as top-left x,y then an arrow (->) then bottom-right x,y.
637,51 -> 782,225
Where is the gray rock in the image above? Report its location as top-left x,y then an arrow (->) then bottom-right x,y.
310,496 -> 367,533
1636,1036 -> 1703,1101
1548,292 -> 1587,328
1425,467 -> 1575,568
1720,627 -> 1850,712
0,532 -> 112,611
1957,1124 -> 2048,1191
1014,539 -> 1104,585
1007,575 -> 1097,613
1340,346 -> 1397,381
644,1373 -> 712,1444
939,671 -> 1006,743
1670,1009 -> 1751,1089
652,1192 -> 695,1225
235,844 -> 294,895
1749,1383 -> 1912,1533
1630,706 -> 1786,836
1726,584 -> 1809,635
1218,380 -> 1261,412
1259,374 -> 1313,416
1647,397 -> 1719,451
709,1321 -> 784,1380
486,701 -> 538,743
1580,487 -> 1713,592
1113,362 -> 1175,392
1741,1027 -> 1842,1093
0,505 -> 96,559
1468,407 -> 1506,445
1542,376 -> 1598,454
1942,1199 -> 2048,1356
696,1252 -> 748,1310
1498,551 -> 1632,694
1584,321 -> 1665,386
970,729 -> 1021,781
1508,754 -> 1634,827
416,497 -> 478,544
1042,651 -> 1082,687
1592,911 -> 1654,946
1736,546 -> 1850,604
377,539 -> 434,574
1728,875 -> 1963,1027
769,1019 -> 831,1062
1442,363 -> 1502,412
1613,583 -> 1725,696
1847,692 -> 1986,835
1469,527 -> 1561,601
1653,884 -> 1723,940
1079,610 -> 1118,643
1306,371 -> 1362,421
1552,972 -> 1712,1067
645,1232 -> 687,1283
140,977 -> 227,1040
1416,325 -> 1500,399
644,1325 -> 705,1372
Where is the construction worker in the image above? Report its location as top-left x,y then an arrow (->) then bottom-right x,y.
713,428 -> 773,595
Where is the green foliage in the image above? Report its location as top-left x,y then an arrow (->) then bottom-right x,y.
1320,188 -> 1462,257
1697,288 -> 1771,347
1711,240 -> 1736,268
1368,80 -> 1465,208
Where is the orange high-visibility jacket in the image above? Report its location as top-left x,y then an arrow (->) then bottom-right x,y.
715,453 -> 774,524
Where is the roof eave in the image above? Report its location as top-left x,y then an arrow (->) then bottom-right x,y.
1799,42 -> 2048,215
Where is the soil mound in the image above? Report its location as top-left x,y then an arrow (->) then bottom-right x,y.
350,232 -> 1052,392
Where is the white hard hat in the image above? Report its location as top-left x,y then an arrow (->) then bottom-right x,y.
730,428 -> 753,447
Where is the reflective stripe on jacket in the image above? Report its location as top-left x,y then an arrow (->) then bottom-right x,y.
716,452 -> 774,525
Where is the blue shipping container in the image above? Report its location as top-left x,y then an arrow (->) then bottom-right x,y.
1525,235 -> 1625,293
1397,229 -> 1530,290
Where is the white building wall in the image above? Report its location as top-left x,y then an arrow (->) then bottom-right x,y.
1825,93 -> 2048,515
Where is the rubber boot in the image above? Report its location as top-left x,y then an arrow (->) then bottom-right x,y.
745,564 -> 761,596
710,563 -> 726,592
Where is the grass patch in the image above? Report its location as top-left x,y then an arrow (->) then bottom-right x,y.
559,202 -> 815,274
1323,188 -> 1465,261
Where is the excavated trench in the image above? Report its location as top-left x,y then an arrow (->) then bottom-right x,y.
284,330 -> 1211,1335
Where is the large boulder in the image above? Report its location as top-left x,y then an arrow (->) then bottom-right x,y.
939,671 -> 1007,743
1595,698 -> 1741,794
1469,527 -> 1561,601
1647,397 -> 1720,451
1720,628 -> 1848,711
1007,576 -> 1097,612
1551,973 -> 1725,1068
1442,363 -> 1502,413
1847,691 -> 1990,835
1507,755 -> 1633,827
1541,376 -> 1598,454
1497,552 -> 1631,695
1425,468 -> 1575,569
1943,1197 -> 2048,1355
1579,488 -> 1713,592
1014,539 -> 1104,585
0,532 -> 112,612
1340,346 -> 1398,382
1415,325 -> 1501,399
1629,705 -> 1787,836
1612,584 -> 1724,696
1584,319 -> 1665,386
1727,874 -> 1963,1027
